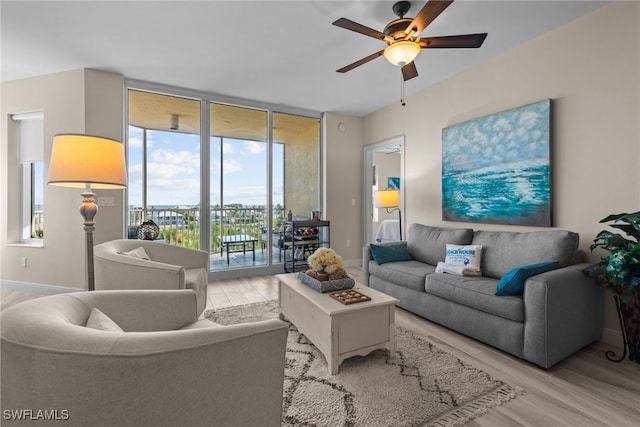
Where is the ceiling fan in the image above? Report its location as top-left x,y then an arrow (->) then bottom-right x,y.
332,0 -> 488,81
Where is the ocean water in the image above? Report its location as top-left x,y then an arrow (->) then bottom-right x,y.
442,160 -> 551,226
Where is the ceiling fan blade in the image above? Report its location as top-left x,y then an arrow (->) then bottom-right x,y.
402,62 -> 419,81
418,33 -> 488,48
404,0 -> 454,38
337,50 -> 385,73
332,18 -> 393,43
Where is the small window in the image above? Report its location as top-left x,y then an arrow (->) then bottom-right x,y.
12,112 -> 44,242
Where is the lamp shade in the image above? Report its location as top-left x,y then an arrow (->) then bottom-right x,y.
384,41 -> 421,66
374,189 -> 399,208
48,134 -> 127,189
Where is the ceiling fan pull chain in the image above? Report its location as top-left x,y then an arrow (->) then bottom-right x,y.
400,72 -> 406,107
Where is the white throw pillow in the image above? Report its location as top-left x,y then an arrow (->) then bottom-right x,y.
445,244 -> 483,272
119,246 -> 151,260
85,308 -> 124,332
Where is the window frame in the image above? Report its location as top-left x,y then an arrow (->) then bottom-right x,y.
12,111 -> 45,245
125,80 -> 323,278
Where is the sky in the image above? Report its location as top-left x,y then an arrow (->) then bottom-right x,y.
128,126 -> 283,207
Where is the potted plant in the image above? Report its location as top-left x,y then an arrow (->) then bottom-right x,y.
587,211 -> 640,364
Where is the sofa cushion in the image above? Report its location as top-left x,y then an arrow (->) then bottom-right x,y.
369,260 -> 435,292
370,242 -> 413,265
406,224 -> 474,265
496,261 -> 560,296
471,230 -> 578,279
425,274 -> 524,322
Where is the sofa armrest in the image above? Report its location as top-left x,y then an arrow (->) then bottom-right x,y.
523,263 -> 604,368
362,241 -> 408,286
94,253 -> 186,290
362,245 -> 372,286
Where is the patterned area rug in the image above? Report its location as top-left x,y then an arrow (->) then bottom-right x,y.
206,301 -> 523,426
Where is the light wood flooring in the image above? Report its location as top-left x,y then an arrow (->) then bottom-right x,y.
2,268 -> 639,426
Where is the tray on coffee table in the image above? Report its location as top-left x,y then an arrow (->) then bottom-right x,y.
329,289 -> 371,305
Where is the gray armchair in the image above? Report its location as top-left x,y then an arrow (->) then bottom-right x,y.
94,239 -> 209,315
1,290 -> 288,427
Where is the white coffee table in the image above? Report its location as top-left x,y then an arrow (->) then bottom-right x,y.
276,273 -> 399,374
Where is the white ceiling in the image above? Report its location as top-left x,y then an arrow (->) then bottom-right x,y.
1,0 -> 610,117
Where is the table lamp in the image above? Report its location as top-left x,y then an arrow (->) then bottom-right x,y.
374,189 -> 402,240
48,134 -> 127,291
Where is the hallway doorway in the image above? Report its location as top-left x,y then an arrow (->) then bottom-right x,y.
363,136 -> 405,245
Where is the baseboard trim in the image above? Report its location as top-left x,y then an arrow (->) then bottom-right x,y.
0,280 -> 79,295
343,258 -> 361,268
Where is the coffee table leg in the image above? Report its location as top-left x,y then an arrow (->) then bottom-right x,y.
328,357 -> 339,375
388,308 -> 396,361
329,321 -> 339,374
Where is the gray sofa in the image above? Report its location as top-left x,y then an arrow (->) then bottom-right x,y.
363,223 -> 604,369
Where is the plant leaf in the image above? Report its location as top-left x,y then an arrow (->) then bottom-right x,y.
590,230 -> 634,251
608,223 -> 640,241
599,212 -> 631,223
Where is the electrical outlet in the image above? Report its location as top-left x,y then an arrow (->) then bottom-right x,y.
21,257 -> 27,267
346,240 -> 351,247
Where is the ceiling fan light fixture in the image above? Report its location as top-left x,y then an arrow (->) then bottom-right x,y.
384,41 -> 420,66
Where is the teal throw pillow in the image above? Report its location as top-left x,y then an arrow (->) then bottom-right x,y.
370,242 -> 413,265
496,261 -> 559,296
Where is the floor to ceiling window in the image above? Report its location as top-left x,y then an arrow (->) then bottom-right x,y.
127,84 -> 321,277
127,90 -> 201,248
209,103 -> 270,267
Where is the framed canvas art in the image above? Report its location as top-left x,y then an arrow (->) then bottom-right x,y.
442,99 -> 552,226
387,177 -> 400,190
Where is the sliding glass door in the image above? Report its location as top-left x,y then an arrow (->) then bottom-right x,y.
127,85 -> 321,277
209,103 -> 269,268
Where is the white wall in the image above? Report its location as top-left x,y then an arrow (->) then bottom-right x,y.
362,1 -> 640,345
1,69 -> 125,290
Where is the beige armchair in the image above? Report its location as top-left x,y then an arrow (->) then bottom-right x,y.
94,239 -> 209,315
1,290 -> 288,427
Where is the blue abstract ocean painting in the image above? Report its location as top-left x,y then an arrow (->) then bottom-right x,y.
442,99 -> 551,226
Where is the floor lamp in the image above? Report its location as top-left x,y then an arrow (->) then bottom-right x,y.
374,189 -> 402,241
48,134 -> 127,291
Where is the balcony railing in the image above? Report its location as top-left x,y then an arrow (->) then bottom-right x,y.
128,206 -> 285,253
